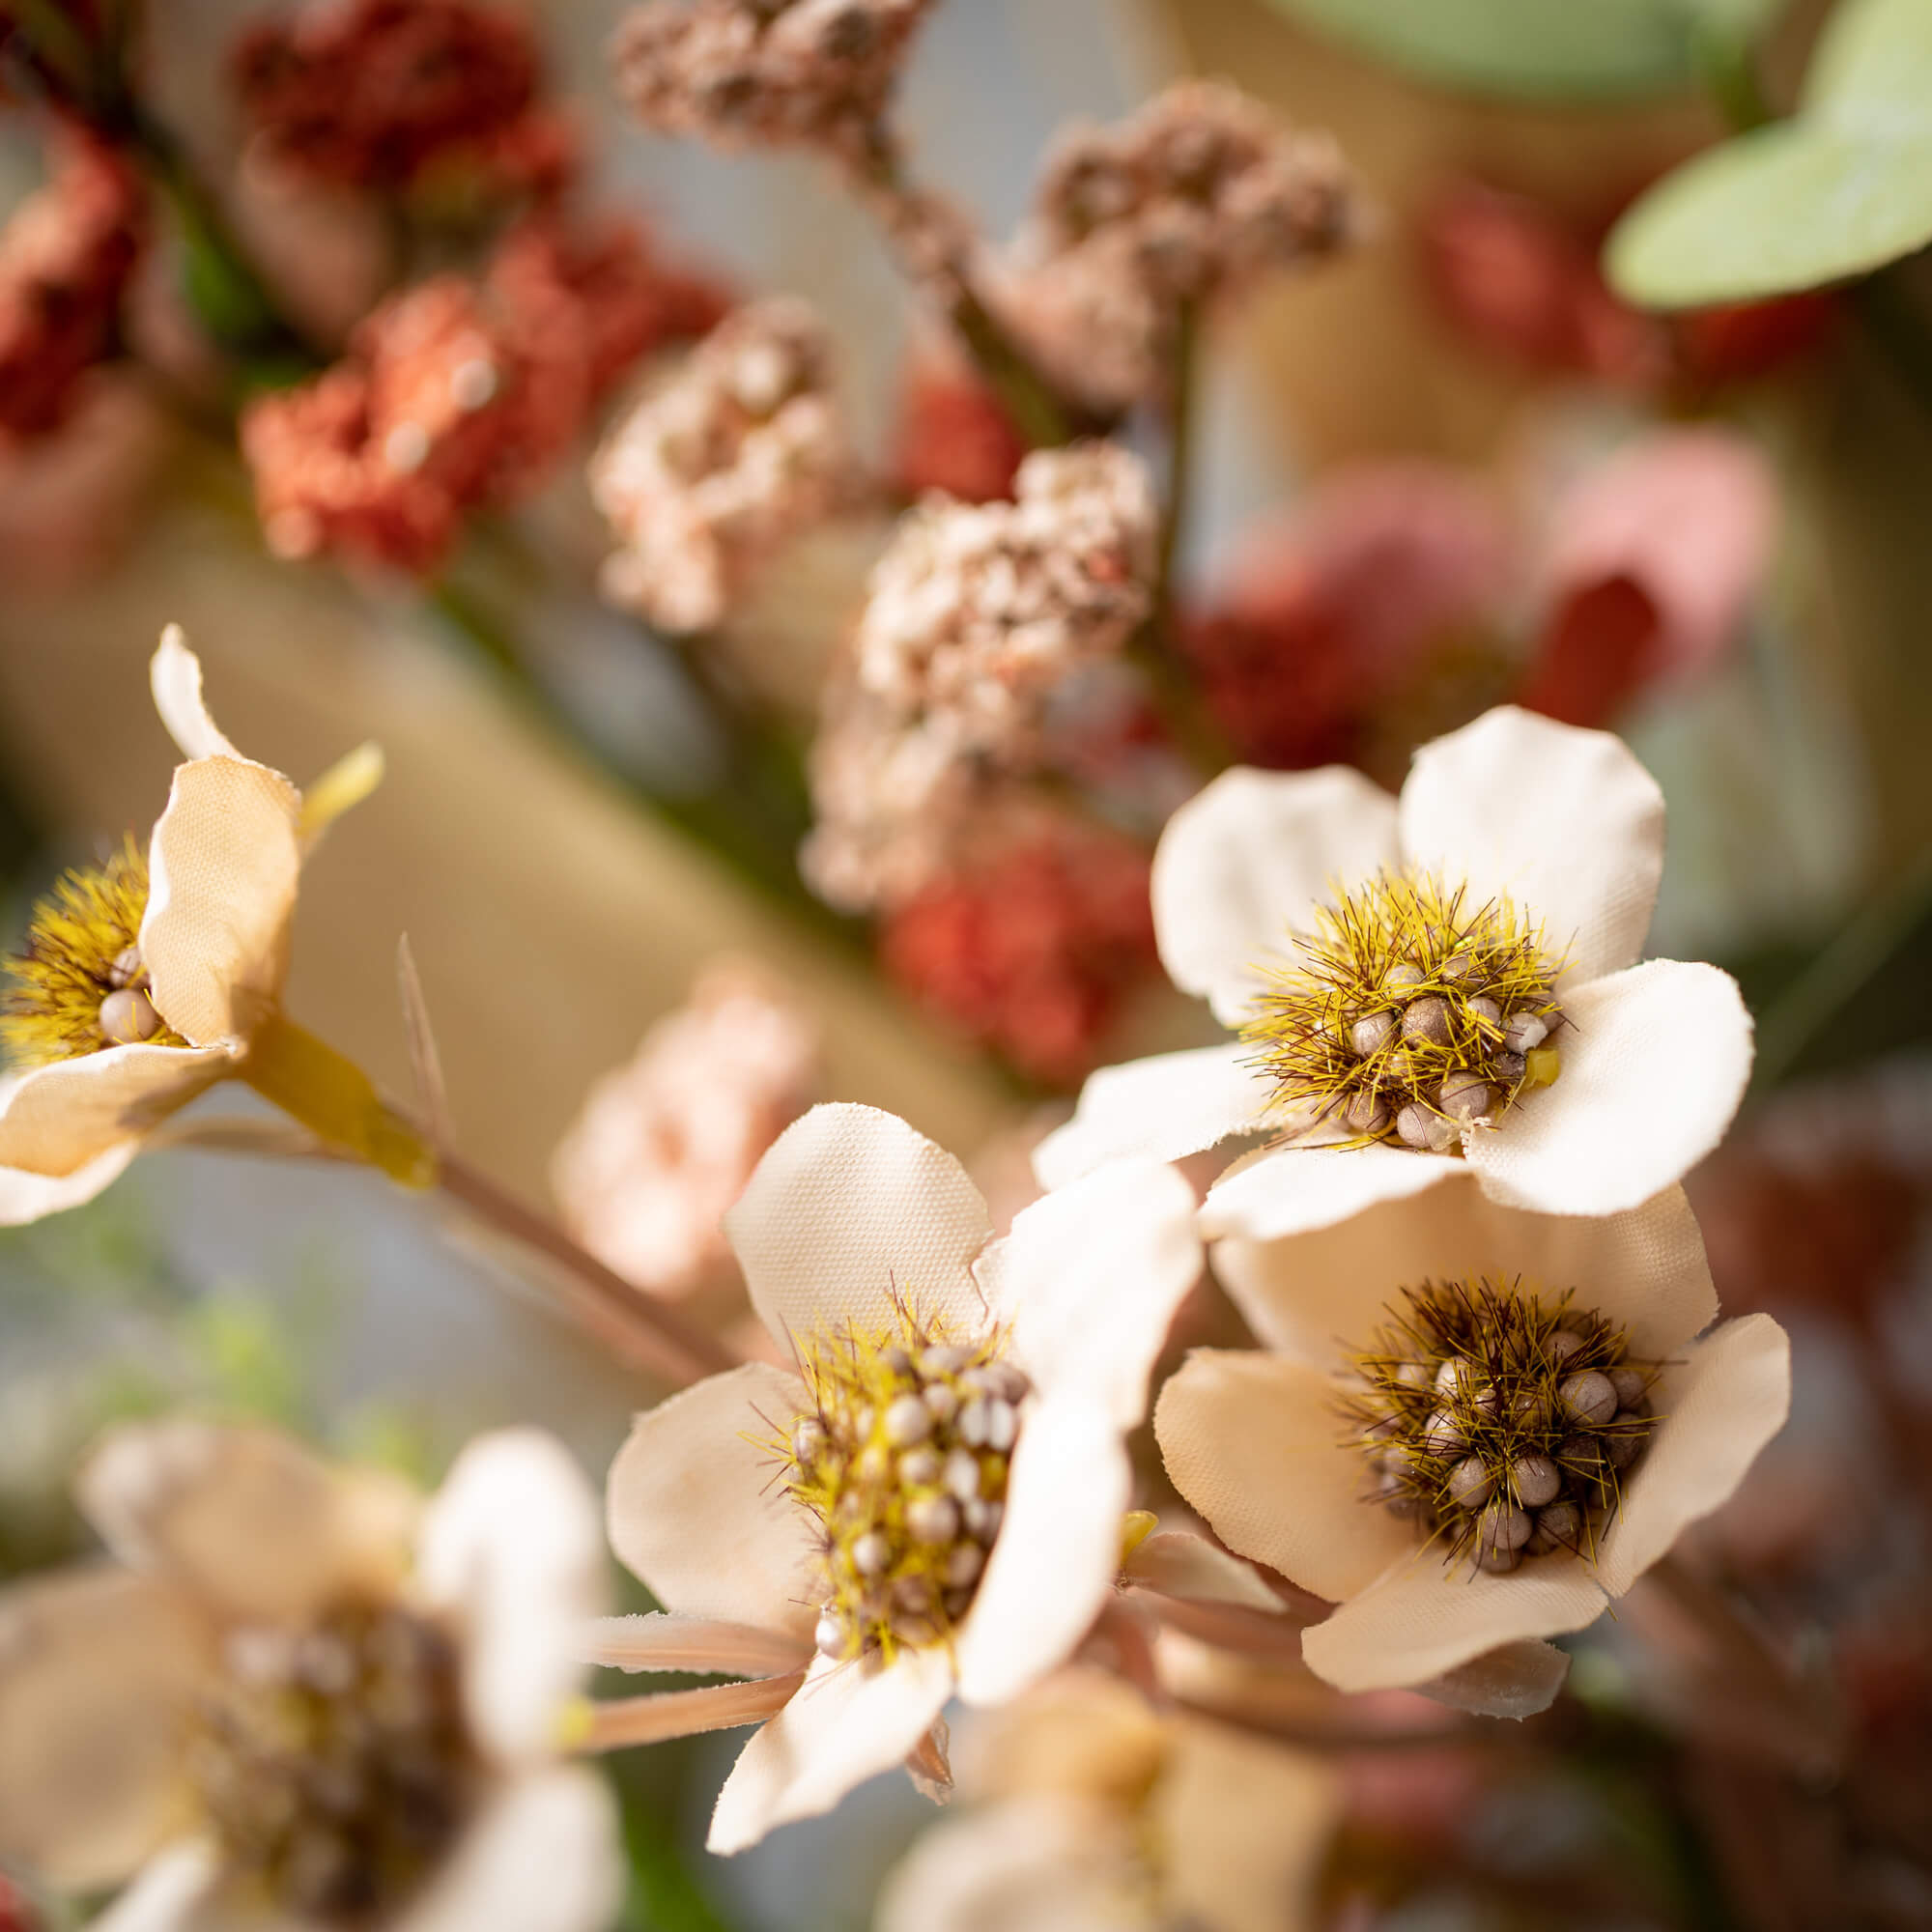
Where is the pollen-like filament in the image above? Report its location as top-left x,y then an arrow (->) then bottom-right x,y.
772,1310 -> 1029,1666
1240,871 -> 1565,1153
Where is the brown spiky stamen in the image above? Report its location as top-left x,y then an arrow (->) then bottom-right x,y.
1340,1276 -> 1660,1574
771,1310 -> 1028,1665
187,1599 -> 478,1925
1240,872 -> 1565,1152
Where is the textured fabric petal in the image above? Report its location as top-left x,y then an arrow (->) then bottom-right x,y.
150,628 -> 243,763
0,1130 -> 138,1225
0,1048 -> 231,1181
1397,706 -> 1664,985
1121,1531 -> 1284,1612
980,1158 -> 1200,1428
1212,1174 -> 1718,1371
605,1363 -> 819,1640
1412,1640 -> 1572,1719
706,1648 -> 953,1855
1596,1314 -> 1791,1598
1199,1140 -> 1461,1244
77,1420 -> 416,1626
0,1567 -> 210,1891
1302,1549 -> 1609,1692
1032,1043 -> 1265,1192
89,1842 -> 224,1932
583,1613 -> 811,1679
1155,1351 -> 1410,1604
393,1769 -> 621,1932
142,757 -> 303,1048
1464,961 -> 1753,1217
415,1431 -> 603,1768
725,1104 -> 993,1360
1152,765 -> 1401,1028
953,1397 -> 1127,1707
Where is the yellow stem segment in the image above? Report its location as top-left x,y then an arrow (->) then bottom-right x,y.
242,1012 -> 436,1189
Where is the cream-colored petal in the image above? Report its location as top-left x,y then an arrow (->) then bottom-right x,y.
706,1648 -> 954,1856
1301,1550 -> 1608,1693
1154,1351 -> 1410,1604
0,1129 -> 137,1224
605,1363 -> 818,1640
77,1420 -> 416,1626
415,1431 -> 603,1768
1413,1640 -> 1572,1719
1596,1314 -> 1791,1598
1212,1173 -> 1718,1371
1120,1531 -> 1284,1612
393,1768 -> 621,1932
980,1159 -> 1199,1429
1032,1043 -> 1265,1192
150,628 -> 243,763
953,1668 -> 1166,1805
1199,1140 -> 1461,1244
0,1048 -> 231,1182
142,757 -> 304,1047
0,1566 -> 211,1892
583,1612 -> 811,1679
1152,765 -> 1402,1029
725,1104 -> 993,1358
89,1842 -> 224,1932
1464,961 -> 1753,1217
954,1397 -> 1127,1707
1396,706 -> 1664,986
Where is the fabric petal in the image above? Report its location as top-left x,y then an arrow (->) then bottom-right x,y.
0,1049 -> 231,1183
1413,1639 -> 1572,1719
150,628 -> 243,763
89,1842 -> 224,1932
142,756 -> 303,1048
414,1431 -> 603,1768
0,1131 -> 138,1225
605,1363 -> 819,1640
1463,961 -> 1753,1217
706,1648 -> 953,1855
1032,1043 -> 1265,1192
1154,1351 -> 1410,1605
953,1397 -> 1128,1707
980,1158 -> 1199,1428
1121,1531 -> 1285,1612
1153,765 -> 1401,1029
725,1104 -> 993,1360
1212,1173 -> 1718,1371
1596,1314 -> 1791,1598
583,1613 -> 810,1679
1396,705 -> 1664,985
0,1567 -> 210,1892
1199,1140 -> 1461,1244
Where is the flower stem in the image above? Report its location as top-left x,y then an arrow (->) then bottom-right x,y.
242,1012 -> 437,1187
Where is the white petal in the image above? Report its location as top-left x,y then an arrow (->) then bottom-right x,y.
954,1397 -> 1128,1707
90,1842 -> 223,1932
706,1648 -> 953,1855
1153,765 -> 1401,1028
1412,1640 -> 1572,1719
1121,1531 -> 1285,1612
1212,1173 -> 1718,1371
725,1104 -> 992,1358
393,1769 -> 620,1932
1596,1314 -> 1791,1598
1032,1043 -> 1265,1192
0,1130 -> 137,1225
1464,961 -> 1753,1217
1397,705 -> 1664,985
0,1048 -> 231,1184
980,1158 -> 1200,1428
1154,1351 -> 1411,1605
150,629 -> 242,763
415,1431 -> 603,1767
583,1612 -> 810,1679
605,1363 -> 819,1639
1199,1140 -> 1461,1244
1302,1549 -> 1609,1693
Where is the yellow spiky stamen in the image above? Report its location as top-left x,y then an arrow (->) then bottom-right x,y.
1340,1275 -> 1660,1575
1,837 -> 187,1066
1240,871 -> 1566,1153
763,1304 -> 1028,1666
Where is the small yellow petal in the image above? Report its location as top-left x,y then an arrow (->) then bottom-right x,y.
298,742 -> 385,843
1118,1510 -> 1158,1565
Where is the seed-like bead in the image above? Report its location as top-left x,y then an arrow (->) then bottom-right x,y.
893,1577 -> 933,1612
99,986 -> 162,1045
919,1344 -> 969,1378
1526,1500 -> 1582,1555
1547,1330 -> 1585,1367
880,1346 -> 913,1377
980,1398 -> 1017,1453
1439,951 -> 1474,982
1383,962 -> 1425,994
814,1612 -> 844,1658
943,1448 -> 980,1500
923,1382 -> 959,1424
1492,1049 -> 1527,1084
1420,1408 -> 1465,1456
1509,1389 -> 1548,1430
1434,1356 -> 1475,1397
1466,995 -> 1500,1027
963,1497 -> 1003,1543
892,1612 -> 940,1647
1512,1455 -> 1560,1509
980,1363 -> 1032,1403
957,1399 -> 992,1446
1477,1544 -> 1522,1574
906,1494 -> 959,1545
1345,1090 -> 1389,1136
1502,1009 -> 1550,1054
851,1531 -> 891,1577
1392,1360 -> 1432,1390
1559,1371 -> 1617,1426
1396,1103 -> 1456,1153
1478,1500 -> 1532,1553
1402,994 -> 1454,1048
1608,1367 -> 1648,1409
944,1543 -> 984,1587
791,1418 -> 827,1466
1605,1427 -> 1644,1469
898,1447 -> 941,1486
1350,1010 -> 1397,1058
107,945 -> 145,989
943,1588 -> 974,1619
1446,1456 -> 1495,1510
883,1395 -> 932,1446
1438,1071 -> 1492,1124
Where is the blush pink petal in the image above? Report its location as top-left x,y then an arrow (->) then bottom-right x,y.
726,1103 -> 993,1357
1396,706 -> 1664,988
1464,961 -> 1753,1217
150,628 -> 244,763
707,1647 -> 954,1856
1152,766 -> 1401,1029
0,1047 -> 233,1181
1200,1138 -> 1462,1243
1155,1351 -> 1410,1604
605,1363 -> 819,1641
953,1397 -> 1128,1707
88,1842 -> 223,1932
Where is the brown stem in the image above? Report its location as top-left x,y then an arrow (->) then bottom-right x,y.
1168,1689 -> 1476,1754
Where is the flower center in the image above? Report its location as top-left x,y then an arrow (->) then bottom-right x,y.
780,1319 -> 1029,1662
1342,1277 -> 1660,1574
186,1599 -> 478,1926
1240,872 -> 1565,1153
0,837 -> 185,1065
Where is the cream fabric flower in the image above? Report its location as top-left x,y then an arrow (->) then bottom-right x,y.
0,627 -> 381,1224
602,1101 -> 1201,1854
1156,1174 -> 1790,1698
0,1421 -> 616,1932
1036,707 -> 1755,1241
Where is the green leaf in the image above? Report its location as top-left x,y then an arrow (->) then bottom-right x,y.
1607,0 -> 1932,307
